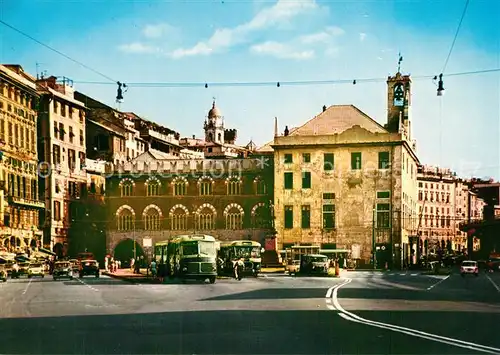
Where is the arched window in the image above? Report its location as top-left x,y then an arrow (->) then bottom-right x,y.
251,203 -> 269,228
116,205 -> 135,231
195,203 -> 216,230
119,178 -> 134,197
145,177 -> 161,196
172,176 -> 188,196
226,176 -> 241,195
198,176 -> 213,196
254,177 -> 267,195
170,204 -> 189,230
143,205 -> 162,230
224,203 -> 244,230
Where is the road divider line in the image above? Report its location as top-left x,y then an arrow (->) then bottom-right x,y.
22,278 -> 33,295
426,274 -> 450,290
332,278 -> 500,354
486,274 -> 500,293
76,278 -> 99,292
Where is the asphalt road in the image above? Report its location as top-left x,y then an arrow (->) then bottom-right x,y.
1,270 -> 499,354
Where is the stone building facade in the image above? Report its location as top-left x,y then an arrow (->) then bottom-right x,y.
271,71 -> 419,268
0,65 -> 44,252
37,76 -> 87,256
105,157 -> 274,255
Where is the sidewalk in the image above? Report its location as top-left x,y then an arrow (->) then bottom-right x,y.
103,268 -> 159,284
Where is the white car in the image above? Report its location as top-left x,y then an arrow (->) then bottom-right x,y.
28,263 -> 45,278
461,260 -> 478,277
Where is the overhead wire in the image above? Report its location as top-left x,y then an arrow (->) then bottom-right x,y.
1,18 -> 499,90
0,19 -> 117,83
441,0 -> 470,74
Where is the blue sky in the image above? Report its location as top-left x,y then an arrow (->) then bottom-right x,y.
1,0 -> 499,179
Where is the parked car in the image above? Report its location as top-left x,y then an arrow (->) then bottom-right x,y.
461,260 -> 479,277
28,263 -> 45,278
53,261 -> 73,280
79,260 -> 100,278
11,262 -> 30,278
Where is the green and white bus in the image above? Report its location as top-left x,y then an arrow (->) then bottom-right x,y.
218,240 -> 262,277
155,234 -> 218,284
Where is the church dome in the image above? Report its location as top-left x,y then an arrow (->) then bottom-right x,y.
208,100 -> 221,118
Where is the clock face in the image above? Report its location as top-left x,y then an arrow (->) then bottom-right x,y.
393,83 -> 405,107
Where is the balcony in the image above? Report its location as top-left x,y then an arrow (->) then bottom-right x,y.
8,196 -> 45,208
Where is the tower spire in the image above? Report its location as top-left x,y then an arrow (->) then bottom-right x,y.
212,97 -> 216,109
397,52 -> 403,73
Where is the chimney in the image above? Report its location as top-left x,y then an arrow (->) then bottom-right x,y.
274,117 -> 278,137
192,135 -> 195,139
322,105 -> 327,112
284,126 -> 289,137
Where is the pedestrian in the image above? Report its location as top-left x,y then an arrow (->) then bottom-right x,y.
150,260 -> 157,279
130,257 -> 135,272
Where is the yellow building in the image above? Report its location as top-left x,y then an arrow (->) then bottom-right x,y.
271,72 -> 419,268
0,65 -> 44,252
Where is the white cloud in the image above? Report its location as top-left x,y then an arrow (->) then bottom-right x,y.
359,33 -> 367,41
142,23 -> 175,38
250,41 -> 314,60
299,26 -> 344,44
169,0 -> 319,58
118,42 -> 160,54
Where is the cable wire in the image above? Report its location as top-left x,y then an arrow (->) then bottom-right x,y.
0,20 -> 117,83
71,68 -> 500,88
442,0 -> 470,74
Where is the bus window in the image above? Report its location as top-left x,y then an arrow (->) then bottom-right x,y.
199,241 -> 215,256
182,242 -> 198,256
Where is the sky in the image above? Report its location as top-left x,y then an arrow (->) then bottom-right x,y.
1,0 -> 499,179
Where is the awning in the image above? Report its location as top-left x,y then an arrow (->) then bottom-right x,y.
38,248 -> 56,256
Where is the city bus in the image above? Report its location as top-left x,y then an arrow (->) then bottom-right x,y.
218,240 -> 262,277
155,235 -> 218,284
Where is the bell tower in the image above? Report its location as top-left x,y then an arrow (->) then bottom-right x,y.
204,99 -> 225,144
385,54 -> 412,140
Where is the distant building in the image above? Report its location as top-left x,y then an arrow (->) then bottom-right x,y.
180,100 -> 252,158
0,64 -> 44,253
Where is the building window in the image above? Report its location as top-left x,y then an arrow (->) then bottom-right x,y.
58,123 -> 65,141
376,203 -> 391,228
378,151 -> 390,169
302,171 -> 311,189
173,177 -> 188,196
117,208 -> 134,231
196,206 -> 215,230
120,180 -> 134,197
144,208 -> 160,230
324,153 -> 334,171
225,206 -> 243,230
53,201 -> 61,221
323,204 -> 335,229
301,205 -> 310,229
377,191 -> 390,199
199,178 -> 213,196
284,154 -> 293,163
227,177 -> 241,195
146,178 -> 160,196
351,152 -> 362,170
302,153 -> 311,163
284,172 -> 293,189
255,178 -> 267,195
284,206 -> 293,229
171,206 -> 188,230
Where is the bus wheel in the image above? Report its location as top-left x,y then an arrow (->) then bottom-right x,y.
209,276 -> 216,284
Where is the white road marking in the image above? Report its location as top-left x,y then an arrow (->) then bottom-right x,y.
331,278 -> 500,354
22,278 -> 33,295
411,274 -> 418,276
486,274 -> 500,293
76,277 -> 99,292
426,274 -> 450,290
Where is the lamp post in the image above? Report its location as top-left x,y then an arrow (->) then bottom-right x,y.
372,206 -> 376,269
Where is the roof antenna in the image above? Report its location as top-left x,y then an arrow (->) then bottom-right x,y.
397,52 -> 403,73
